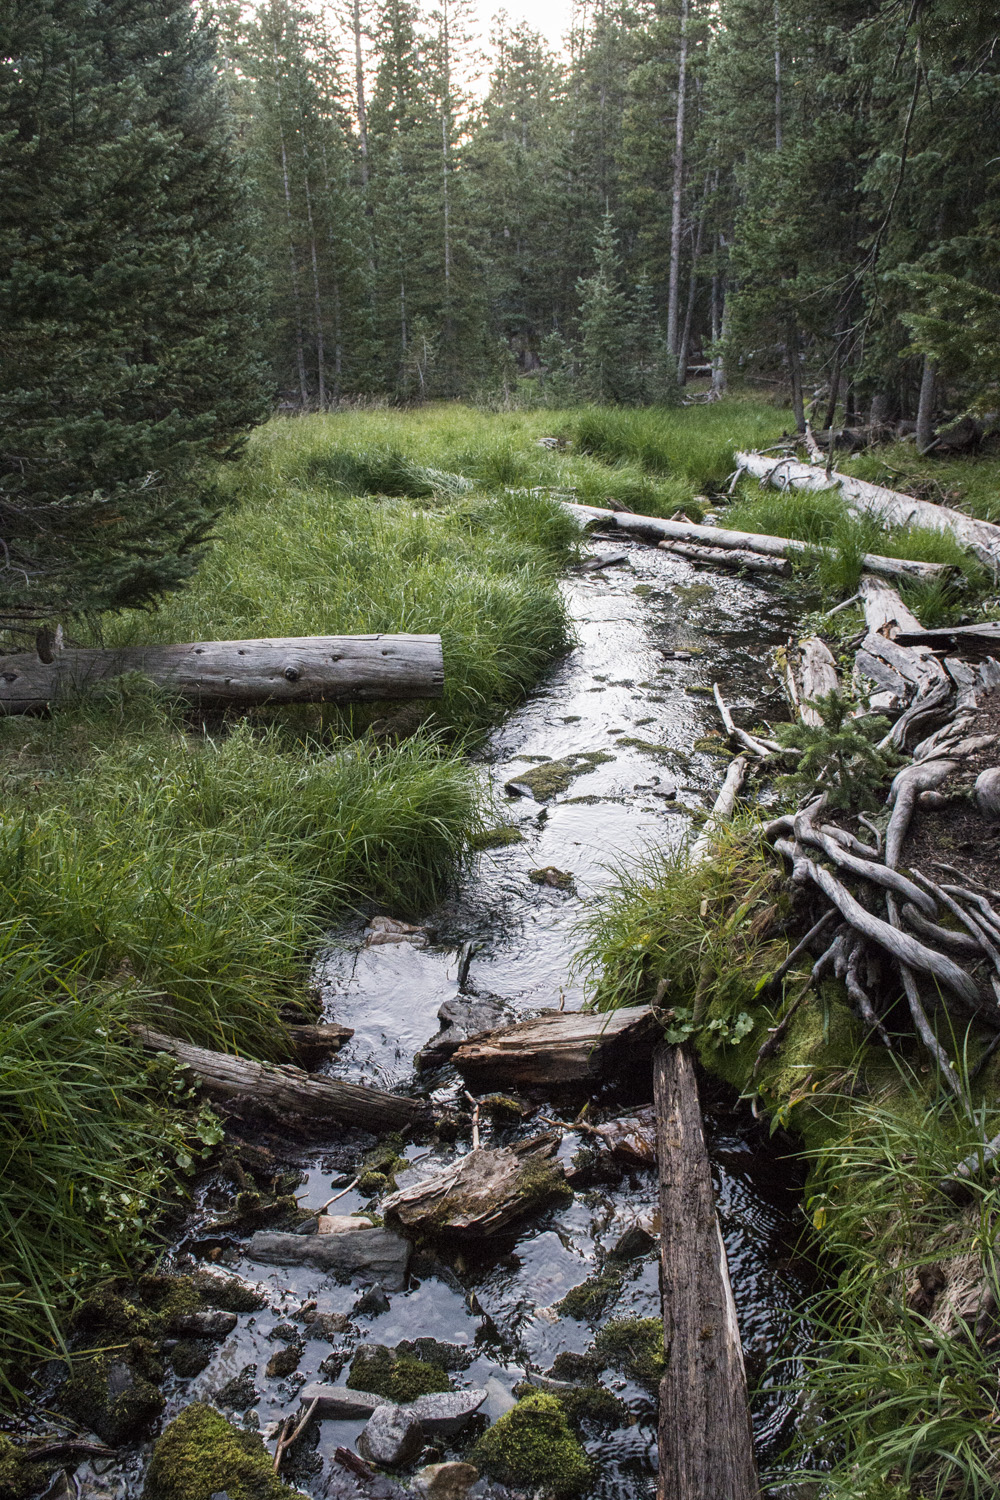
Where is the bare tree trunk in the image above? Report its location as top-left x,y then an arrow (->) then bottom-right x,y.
352,0 -> 369,189
272,46 -> 308,408
787,320 -> 805,432
319,141 -> 344,400
916,355 -> 936,454
298,136 -> 326,409
773,0 -> 782,152
666,0 -> 689,362
712,241 -> 728,395
677,186 -> 708,385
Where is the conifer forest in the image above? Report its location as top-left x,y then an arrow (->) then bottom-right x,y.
3,3 -> 1000,1499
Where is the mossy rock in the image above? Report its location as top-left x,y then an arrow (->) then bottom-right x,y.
472,825 -> 524,850
190,1272 -> 267,1314
170,1340 -> 215,1378
505,751 -> 614,801
556,1384 -> 629,1433
479,1094 -> 524,1124
142,1403 -> 294,1500
471,1392 -> 591,1497
60,1339 -> 165,1445
593,1317 -> 666,1389
72,1273 -> 200,1344
556,1266 -> 626,1321
0,1435 -> 54,1500
346,1344 -> 450,1403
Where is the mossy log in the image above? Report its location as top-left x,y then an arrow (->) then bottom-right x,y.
133,1027 -> 429,1131
0,633 -> 444,714
381,1133 -> 568,1236
734,451 -> 1000,568
451,1004 -> 657,1086
654,1045 -> 758,1500
563,501 -> 951,584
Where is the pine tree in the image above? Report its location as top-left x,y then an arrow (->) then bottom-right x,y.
0,0 -> 269,628
577,214 -> 634,403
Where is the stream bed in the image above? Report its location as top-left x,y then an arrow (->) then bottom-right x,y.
71,536 -> 816,1499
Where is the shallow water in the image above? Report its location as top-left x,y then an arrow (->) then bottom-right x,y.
74,537 -> 814,1498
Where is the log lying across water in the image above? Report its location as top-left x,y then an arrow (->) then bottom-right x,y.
0,634 -> 444,714
563,502 -> 949,584
735,451 -> 1000,568
654,1045 -> 758,1500
452,1004 -> 657,1086
133,1027 -> 429,1132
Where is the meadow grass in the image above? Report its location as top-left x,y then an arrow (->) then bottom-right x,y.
572,399 -> 790,485
843,440 -> 1000,525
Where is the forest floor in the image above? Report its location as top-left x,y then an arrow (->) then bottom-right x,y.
2,396 -> 999,1499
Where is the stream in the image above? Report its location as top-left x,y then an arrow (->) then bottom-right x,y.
72,536 -> 816,1498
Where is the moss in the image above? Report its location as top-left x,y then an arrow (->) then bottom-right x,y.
556,1265 -> 626,1321
0,1435 -> 54,1500
73,1273 -> 200,1344
547,1352 -> 599,1383
480,1094 -> 524,1123
556,1384 -> 629,1433
265,1344 -> 301,1379
347,1345 -> 450,1403
190,1271 -> 267,1314
60,1339 -> 166,1445
516,1156 -> 573,1213
593,1318 -> 666,1390
529,866 -> 576,891
472,825 -> 524,850
505,751 -> 614,801
356,1169 -> 389,1196
170,1339 -> 214,1378
471,1392 -> 591,1497
142,1402 -> 294,1500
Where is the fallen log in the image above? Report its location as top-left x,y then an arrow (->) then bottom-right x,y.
247,1226 -> 411,1289
689,754 -> 748,863
0,634 -> 444,714
287,1022 -> 354,1069
657,540 -> 790,575
381,1134 -> 566,1236
798,637 -> 839,725
133,1027 -> 429,1132
562,502 -> 950,584
654,1045 -> 758,1500
451,1004 -> 657,1086
735,451 -> 1000,569
894,622 -> 1000,655
858,576 -> 923,639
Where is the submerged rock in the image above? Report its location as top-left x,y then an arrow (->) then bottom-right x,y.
246,1227 -> 410,1289
142,1402 -> 293,1500
418,995 -> 510,1068
353,1282 -> 391,1317
60,1340 -> 165,1446
168,1310 -> 238,1339
297,1384 -> 386,1419
504,751 -> 614,802
357,1405 -> 423,1468
413,1462 -> 479,1500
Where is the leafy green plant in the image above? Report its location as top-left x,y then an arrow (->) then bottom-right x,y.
773,691 -> 896,809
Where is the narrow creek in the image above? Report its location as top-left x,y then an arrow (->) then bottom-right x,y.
75,536 -> 817,1499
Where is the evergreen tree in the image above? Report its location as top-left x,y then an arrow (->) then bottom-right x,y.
0,0 -> 269,628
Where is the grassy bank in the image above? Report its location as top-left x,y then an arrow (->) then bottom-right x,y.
585,827 -> 1000,1496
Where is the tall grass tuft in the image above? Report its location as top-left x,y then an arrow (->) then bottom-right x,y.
573,401 -> 789,484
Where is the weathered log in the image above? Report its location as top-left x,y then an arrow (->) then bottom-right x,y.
0,634 -> 445,714
247,1227 -> 411,1289
654,1045 -> 758,1500
451,1004 -> 656,1086
858,576 -> 923,639
734,451 -> 1000,568
798,637 -> 839,725
133,1027 -> 429,1131
689,755 -> 748,863
894,623 -> 1000,654
381,1134 -> 565,1236
563,501 -> 950,583
287,1022 -> 354,1069
657,540 -> 791,575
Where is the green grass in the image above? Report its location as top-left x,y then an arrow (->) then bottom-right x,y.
724,482 -> 989,619
573,399 -> 790,486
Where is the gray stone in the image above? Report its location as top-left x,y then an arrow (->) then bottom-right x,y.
418,996 -> 509,1068
357,1404 -> 424,1468
354,1282 -> 391,1316
246,1227 -> 411,1290
976,767 -> 1000,818
402,1389 -> 487,1436
167,1309 -> 238,1339
302,1310 -> 352,1341
297,1383 -> 388,1419
413,1462 -> 479,1500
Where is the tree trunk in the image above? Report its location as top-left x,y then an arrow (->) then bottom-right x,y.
773,0 -> 782,152
666,0 -> 689,362
272,46 -> 309,409
563,500 -> 952,584
677,186 -> 707,385
0,634 -> 445,714
352,0 -> 370,189
916,355 -> 937,454
787,319 -> 805,431
133,1028 -> 430,1132
654,1045 -> 758,1500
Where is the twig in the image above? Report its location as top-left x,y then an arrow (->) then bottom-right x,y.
316,1174 -> 362,1215
857,814 -> 883,854
712,682 -> 780,757
931,862 -> 1000,906
843,933 -> 893,1047
752,932 -> 845,1079
274,1396 -> 320,1472
463,1090 -> 481,1151
335,1447 -> 375,1479
821,591 -> 862,619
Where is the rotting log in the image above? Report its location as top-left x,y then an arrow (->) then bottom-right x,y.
654,1045 -> 758,1500
381,1134 -> 565,1236
287,1022 -> 354,1069
689,754 -> 748,863
451,1004 -> 656,1086
895,623 -> 1000,655
798,638 -> 839,726
657,540 -> 791,575
858,576 -> 923,639
734,451 -> 1000,569
562,501 -> 951,584
133,1027 -> 429,1132
0,634 -> 444,714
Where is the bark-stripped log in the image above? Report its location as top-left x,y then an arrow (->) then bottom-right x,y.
734,452 -> 1000,568
452,1005 -> 657,1086
654,1045 -> 758,1500
858,576 -> 923,638
689,755 -> 748,863
562,502 -> 950,584
798,638 -> 840,725
133,1027 -> 429,1131
895,623 -> 1000,654
657,540 -> 791,575
0,634 -> 445,714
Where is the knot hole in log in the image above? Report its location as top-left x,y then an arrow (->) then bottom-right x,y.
284,666 -> 300,682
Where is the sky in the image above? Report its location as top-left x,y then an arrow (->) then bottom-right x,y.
476,0 -> 575,54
